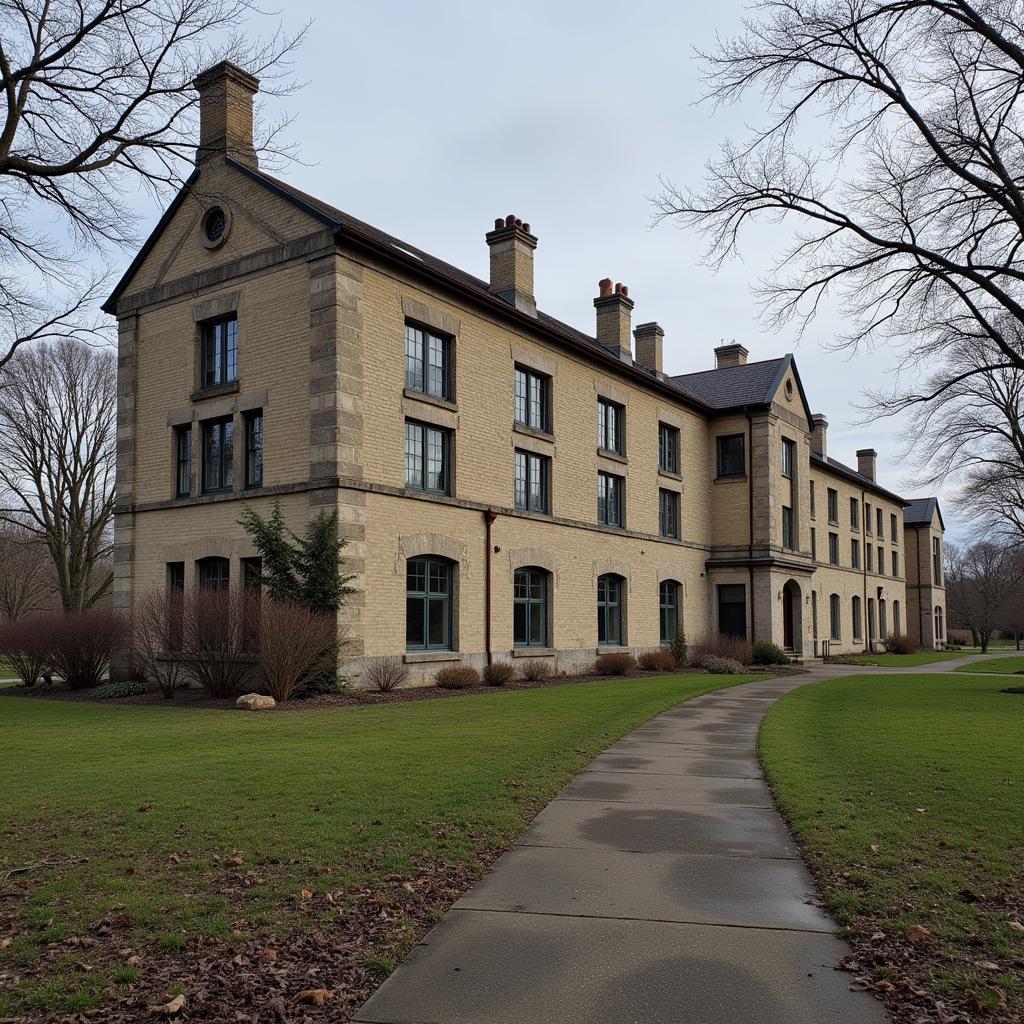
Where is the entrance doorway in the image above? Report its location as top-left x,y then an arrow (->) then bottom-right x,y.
782,580 -> 802,653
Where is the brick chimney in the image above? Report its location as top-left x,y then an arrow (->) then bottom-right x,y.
633,322 -> 664,375
485,215 -> 538,316
811,414 -> 828,457
193,61 -> 259,168
714,342 -> 749,369
594,279 -> 633,362
857,448 -> 877,481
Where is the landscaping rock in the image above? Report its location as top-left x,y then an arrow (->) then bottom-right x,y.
236,693 -> 275,710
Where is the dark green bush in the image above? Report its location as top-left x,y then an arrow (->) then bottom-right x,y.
671,625 -> 688,667
435,665 -> 480,689
751,641 -> 789,665
88,679 -> 154,700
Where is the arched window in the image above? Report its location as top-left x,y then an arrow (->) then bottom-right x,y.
659,580 -> 680,645
597,574 -> 625,646
852,595 -> 862,641
935,606 -> 944,641
514,567 -> 549,648
406,556 -> 453,651
879,599 -> 887,640
197,556 -> 230,590
829,594 -> 841,641
893,600 -> 901,637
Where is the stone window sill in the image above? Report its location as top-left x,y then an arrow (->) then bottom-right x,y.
597,447 -> 627,465
714,474 -> 746,484
191,380 -> 240,402
403,651 -> 461,664
658,468 -> 682,482
596,646 -> 630,656
513,422 -> 554,443
512,647 -> 555,658
403,387 -> 457,413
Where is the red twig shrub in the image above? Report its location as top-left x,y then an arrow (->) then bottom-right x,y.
435,665 -> 480,689
638,649 -> 677,672
519,658 -> 552,682
363,656 -> 409,693
45,607 -> 129,689
482,661 -> 515,686
255,597 -> 336,703
689,633 -> 753,667
178,587 -> 259,699
887,633 -> 919,654
595,652 -> 637,676
129,590 -> 186,698
0,613 -> 51,686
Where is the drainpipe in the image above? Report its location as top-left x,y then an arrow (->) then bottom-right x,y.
483,507 -> 498,667
915,527 -> 925,647
861,487 -> 868,653
745,408 -> 755,643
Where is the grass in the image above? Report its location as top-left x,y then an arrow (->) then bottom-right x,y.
0,672 -> 756,1018
761,674 -> 1024,1017
955,655 -> 1024,675
836,651 -> 975,668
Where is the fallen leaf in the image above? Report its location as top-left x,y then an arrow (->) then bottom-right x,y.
869,844 -> 880,854
905,924 -> 932,943
299,889 -> 313,900
293,988 -> 332,1006
259,948 -> 277,962
151,994 -> 185,1016
1008,920 -> 1024,933
869,931 -> 886,942
975,960 -> 1000,971
228,854 -> 243,867
915,807 -> 926,814
0,937 -> 11,949
167,853 -> 180,864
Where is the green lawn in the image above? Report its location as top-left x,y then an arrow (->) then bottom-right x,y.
0,673 -> 754,1018
955,655 -> 1024,675
761,674 -> 1024,1018
838,651 -> 975,668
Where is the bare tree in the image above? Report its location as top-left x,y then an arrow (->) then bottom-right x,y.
0,338 -> 116,610
944,539 -> 1024,651
654,1 -> 1024,507
0,519 -> 53,619
0,0 -> 306,368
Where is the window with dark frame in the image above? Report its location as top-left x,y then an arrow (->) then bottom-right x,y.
597,573 -> 624,646
877,545 -> 884,575
717,584 -> 747,639
892,550 -> 899,576
867,544 -> 874,572
852,595 -> 862,640
514,449 -> 549,513
781,437 -> 795,478
828,532 -> 839,565
659,489 -> 680,539
202,417 -> 234,493
175,426 -> 192,497
716,434 -> 745,478
244,410 -> 263,488
781,506 -> 794,550
404,420 -> 450,495
514,366 -> 550,432
597,398 -> 624,455
810,480 -> 816,518
827,487 -> 838,523
891,513 -> 898,543
200,315 -> 238,388
514,567 -> 549,647
811,527 -> 817,561
851,537 -> 860,569
659,423 -> 680,474
198,556 -> 229,590
850,497 -> 859,530
167,562 -> 185,651
933,537 -> 942,584
598,472 -> 624,527
866,502 -> 873,535
404,322 -> 451,400
659,580 -> 680,645
406,556 -> 452,651
830,593 -> 841,641
876,507 -> 883,536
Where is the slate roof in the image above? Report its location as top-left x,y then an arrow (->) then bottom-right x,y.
811,451 -> 909,506
671,358 -> 788,409
904,496 -> 943,527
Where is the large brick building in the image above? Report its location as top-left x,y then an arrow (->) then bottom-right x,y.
105,62 -> 947,680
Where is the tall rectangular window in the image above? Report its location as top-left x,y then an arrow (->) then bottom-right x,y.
877,545 -> 884,575
404,322 -> 451,400
167,562 -> 185,651
830,593 -> 841,641
659,489 -> 680,539
514,367 -> 550,432
597,472 -> 623,527
175,426 -> 192,498
200,315 -> 238,388
718,584 -> 747,639
876,507 -> 883,537
828,532 -> 839,565
810,480 -> 816,518
405,420 -> 450,495
202,417 -> 234,493
827,488 -> 838,523
597,398 -> 624,455
810,527 -> 817,561
659,423 -> 680,474
867,544 -> 873,572
890,513 -> 898,543
514,449 -> 549,513
850,497 -> 859,530
781,506 -> 794,550
406,556 -> 452,651
892,550 -> 899,577
716,434 -> 745,478
244,410 -> 263,488
851,538 -> 860,569
781,438 -> 795,478
852,596 -> 862,641
865,502 -> 873,535
933,537 -> 942,584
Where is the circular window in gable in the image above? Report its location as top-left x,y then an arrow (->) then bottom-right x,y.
201,205 -> 230,249
785,379 -> 795,401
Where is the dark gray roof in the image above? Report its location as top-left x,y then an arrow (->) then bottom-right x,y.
811,451 -> 908,505
671,358 -> 787,408
904,497 -> 943,527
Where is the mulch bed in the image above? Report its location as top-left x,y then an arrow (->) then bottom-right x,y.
0,664 -> 807,712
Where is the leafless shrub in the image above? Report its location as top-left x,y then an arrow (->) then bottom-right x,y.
363,657 -> 409,693
689,633 -> 753,667
255,597 -> 336,703
886,634 -> 920,655
0,613 -> 51,686
45,607 -> 129,689
177,587 -> 259,699
594,652 -> 637,676
638,649 -> 678,672
519,658 -> 552,682
435,665 -> 480,689
129,590 -> 186,698
482,662 -> 515,687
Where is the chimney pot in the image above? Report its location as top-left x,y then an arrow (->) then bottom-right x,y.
485,215 -> 538,316
505,214 -> 516,227
811,414 -> 828,457
192,60 -> 259,168
494,217 -> 504,230
594,280 -> 635,363
857,448 -> 878,481
598,278 -> 613,297
634,321 -> 664,375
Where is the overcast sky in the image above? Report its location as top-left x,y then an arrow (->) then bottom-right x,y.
139,1 -> 957,524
